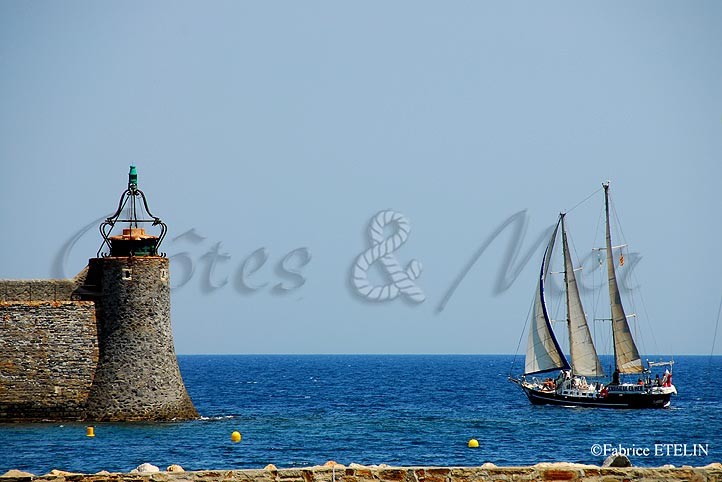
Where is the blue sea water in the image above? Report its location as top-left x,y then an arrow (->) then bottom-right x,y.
1,355 -> 720,474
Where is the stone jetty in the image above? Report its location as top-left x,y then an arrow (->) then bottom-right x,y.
2,463 -> 722,482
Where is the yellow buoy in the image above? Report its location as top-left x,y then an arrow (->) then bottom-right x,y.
468,439 -> 479,448
231,431 -> 242,443
86,426 -> 95,437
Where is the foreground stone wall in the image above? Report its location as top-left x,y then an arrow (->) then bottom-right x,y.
3,464 -> 722,482
0,301 -> 98,421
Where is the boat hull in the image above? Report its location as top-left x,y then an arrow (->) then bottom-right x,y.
520,384 -> 671,409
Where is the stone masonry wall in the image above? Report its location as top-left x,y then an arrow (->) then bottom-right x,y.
0,280 -> 78,302
4,464 -> 722,482
0,301 -> 98,421
84,256 -> 197,421
0,257 -> 196,422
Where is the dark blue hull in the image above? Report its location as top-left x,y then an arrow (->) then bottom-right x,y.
520,384 -> 671,409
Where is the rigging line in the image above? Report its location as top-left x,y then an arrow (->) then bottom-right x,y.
510,290 -> 536,377
613,211 -> 662,357
565,186 -> 603,215
609,193 -> 628,250
562,214 -> 579,269
550,252 -> 569,342
609,190 -> 648,352
591,203 -> 605,351
629,267 -> 655,355
711,293 -> 722,359
551,253 -> 568,353
565,217 -> 587,303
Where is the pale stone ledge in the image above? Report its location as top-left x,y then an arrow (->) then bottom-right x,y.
2,463 -> 722,482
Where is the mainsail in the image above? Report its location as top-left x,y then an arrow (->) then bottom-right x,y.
561,214 -> 604,377
603,183 -> 643,373
524,219 -> 570,375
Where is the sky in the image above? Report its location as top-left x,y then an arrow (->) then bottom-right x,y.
1,1 -> 720,355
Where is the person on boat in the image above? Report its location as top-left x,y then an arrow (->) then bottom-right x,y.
662,369 -> 672,387
611,370 -> 620,385
655,374 -> 661,386
637,378 -> 644,385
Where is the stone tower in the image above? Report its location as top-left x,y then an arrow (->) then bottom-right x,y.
82,166 -> 198,421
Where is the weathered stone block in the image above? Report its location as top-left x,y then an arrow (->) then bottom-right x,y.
0,301 -> 97,421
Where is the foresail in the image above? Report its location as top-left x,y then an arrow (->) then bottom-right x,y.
561,215 -> 605,377
603,183 -> 643,374
525,219 -> 569,375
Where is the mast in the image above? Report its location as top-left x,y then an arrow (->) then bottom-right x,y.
524,217 -> 570,375
561,214 -> 604,377
603,182 -> 643,374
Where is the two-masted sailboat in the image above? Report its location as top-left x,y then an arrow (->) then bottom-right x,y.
509,182 -> 677,408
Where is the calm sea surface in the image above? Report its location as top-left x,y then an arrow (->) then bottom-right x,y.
1,355 -> 720,473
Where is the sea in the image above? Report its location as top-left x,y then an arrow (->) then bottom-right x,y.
1,355 -> 720,474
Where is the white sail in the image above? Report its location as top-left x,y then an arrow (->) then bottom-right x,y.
603,183 -> 643,374
561,215 -> 605,377
525,219 -> 570,375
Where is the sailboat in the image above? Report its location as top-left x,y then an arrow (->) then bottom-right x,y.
509,182 -> 677,408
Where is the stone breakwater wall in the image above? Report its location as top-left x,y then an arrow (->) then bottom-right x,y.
0,300 -> 98,420
0,257 -> 197,422
0,280 -> 79,302
3,464 -> 722,482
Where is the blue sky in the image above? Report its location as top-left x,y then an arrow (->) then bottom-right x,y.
1,1 -> 720,355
